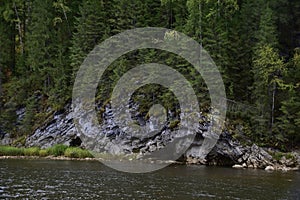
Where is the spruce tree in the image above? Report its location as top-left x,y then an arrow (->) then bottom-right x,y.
49,0 -> 77,106
26,0 -> 55,93
0,0 -> 18,131
70,0 -> 107,77
237,0 -> 264,101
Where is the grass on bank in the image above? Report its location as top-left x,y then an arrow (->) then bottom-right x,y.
0,144 -> 93,158
270,151 -> 295,161
0,146 -> 24,156
64,147 -> 93,158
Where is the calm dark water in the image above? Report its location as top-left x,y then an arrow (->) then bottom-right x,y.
0,159 -> 299,200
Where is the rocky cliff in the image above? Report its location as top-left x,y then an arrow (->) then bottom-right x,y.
1,104 -> 299,171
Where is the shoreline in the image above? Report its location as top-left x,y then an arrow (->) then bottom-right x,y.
0,155 -> 97,161
1,155 -> 299,172
1,145 -> 299,172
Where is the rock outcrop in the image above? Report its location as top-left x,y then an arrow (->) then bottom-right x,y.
25,107 -> 78,148
186,134 -> 299,171
0,131 -> 12,146
1,103 -> 298,171
25,104 -> 213,160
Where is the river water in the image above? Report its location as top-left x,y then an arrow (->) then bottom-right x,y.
0,159 -> 299,199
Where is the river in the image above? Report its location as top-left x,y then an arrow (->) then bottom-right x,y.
0,159 -> 299,199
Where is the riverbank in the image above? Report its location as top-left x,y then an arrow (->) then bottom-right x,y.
0,155 -> 96,161
1,145 -> 299,172
186,143 -> 300,172
0,145 -> 93,159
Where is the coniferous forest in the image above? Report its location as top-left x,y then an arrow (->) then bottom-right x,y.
0,0 -> 299,151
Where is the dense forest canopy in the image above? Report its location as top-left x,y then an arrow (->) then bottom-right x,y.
0,0 -> 299,150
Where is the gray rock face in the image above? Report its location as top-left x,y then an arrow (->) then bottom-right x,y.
236,144 -> 274,169
79,103 -> 201,161
25,104 -> 205,157
184,131 -> 298,170
26,107 -> 78,149
22,103 -> 256,163
0,133 -> 13,146
18,103 -> 300,170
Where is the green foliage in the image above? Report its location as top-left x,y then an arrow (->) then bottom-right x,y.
272,151 -> 284,161
20,97 -> 37,135
250,4 -> 287,144
26,0 -> 54,76
275,49 -> 300,147
252,45 -> 285,136
12,135 -> 27,146
271,151 -> 295,161
23,147 -> 40,156
0,0 -> 299,150
70,0 -> 108,75
47,144 -> 68,157
38,149 -> 49,157
169,119 -> 180,130
0,146 -> 24,156
0,145 -> 93,158
255,6 -> 278,48
0,100 -> 17,134
64,147 -> 93,158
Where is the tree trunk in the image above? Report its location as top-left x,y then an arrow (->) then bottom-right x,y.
0,66 -> 2,112
0,66 -> 2,100
270,82 -> 276,134
14,2 -> 24,55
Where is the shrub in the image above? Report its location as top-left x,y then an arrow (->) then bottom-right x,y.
272,152 -> 284,161
285,153 -> 295,160
38,149 -> 49,157
24,147 -> 40,156
12,136 -> 27,146
64,147 -> 93,158
271,152 -> 295,161
0,145 -> 93,158
48,144 -> 68,156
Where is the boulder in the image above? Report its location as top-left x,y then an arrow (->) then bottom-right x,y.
265,166 -> 274,171
232,164 -> 244,169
